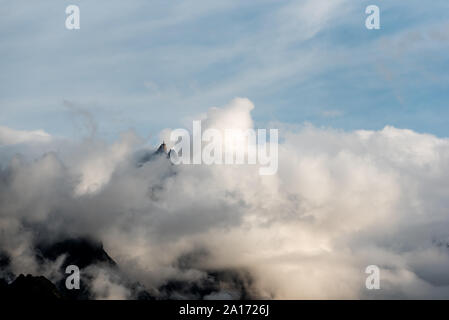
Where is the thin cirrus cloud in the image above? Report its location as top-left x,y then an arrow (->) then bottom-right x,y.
0,1 -> 448,137
0,126 -> 52,146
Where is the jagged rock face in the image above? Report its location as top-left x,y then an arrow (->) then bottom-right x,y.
0,237 -> 256,300
0,278 -> 9,300
157,250 -> 258,300
0,237 -> 154,300
5,274 -> 61,300
35,237 -> 152,300
36,237 -> 116,270
0,252 -> 9,268
0,251 -> 13,282
156,142 -> 168,154
34,238 -> 112,300
159,270 -> 256,300
137,142 -> 172,166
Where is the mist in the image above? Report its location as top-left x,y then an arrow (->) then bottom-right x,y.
1,98 -> 449,299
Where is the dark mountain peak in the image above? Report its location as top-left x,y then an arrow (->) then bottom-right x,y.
0,251 -> 10,268
156,141 -> 168,154
36,237 -> 116,270
34,237 -> 153,300
7,274 -> 62,300
137,141 -> 173,166
1,237 -> 153,300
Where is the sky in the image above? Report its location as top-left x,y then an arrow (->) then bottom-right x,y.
1,0 -> 449,141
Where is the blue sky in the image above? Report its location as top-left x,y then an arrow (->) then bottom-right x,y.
1,0 -> 449,140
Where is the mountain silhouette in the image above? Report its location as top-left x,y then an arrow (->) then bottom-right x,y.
137,142 -> 172,166
1,274 -> 61,300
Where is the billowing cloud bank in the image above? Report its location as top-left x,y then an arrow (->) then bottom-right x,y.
1,98 -> 449,299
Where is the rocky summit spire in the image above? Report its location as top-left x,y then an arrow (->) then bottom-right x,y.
156,141 -> 168,154
137,141 -> 171,166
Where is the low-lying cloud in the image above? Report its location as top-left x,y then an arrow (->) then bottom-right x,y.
1,98 -> 449,299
